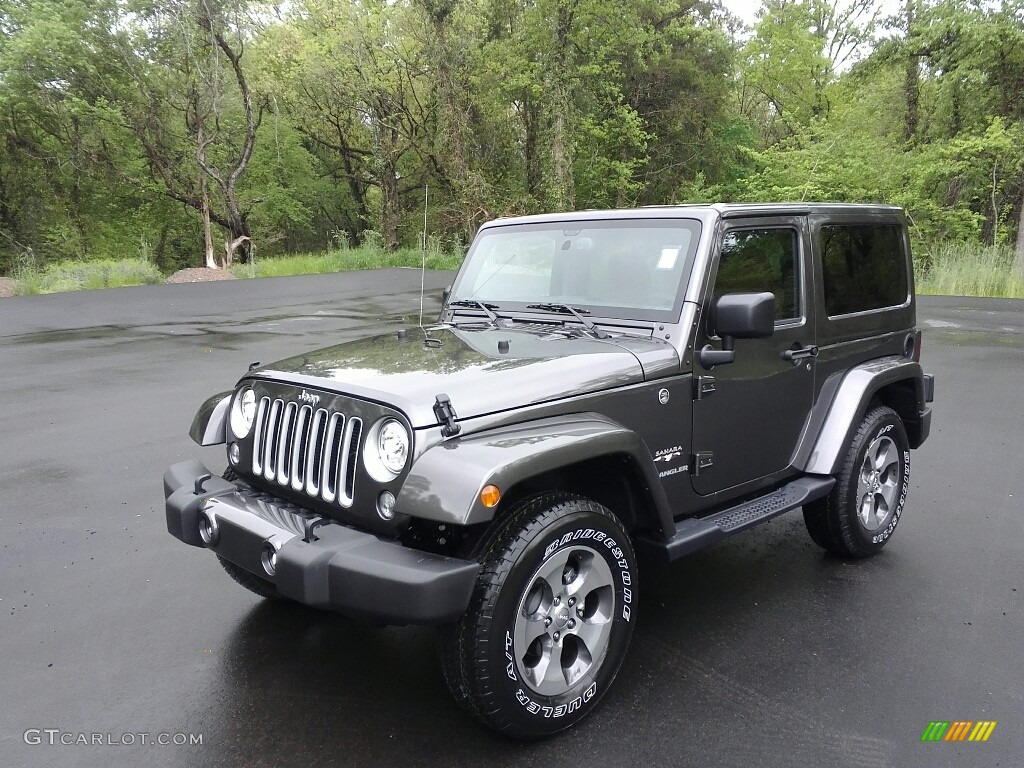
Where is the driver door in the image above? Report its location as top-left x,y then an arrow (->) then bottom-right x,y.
690,217 -> 816,496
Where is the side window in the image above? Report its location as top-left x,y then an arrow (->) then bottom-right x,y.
820,224 -> 908,316
713,228 -> 799,321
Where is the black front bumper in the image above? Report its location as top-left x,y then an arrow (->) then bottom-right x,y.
163,460 -> 479,624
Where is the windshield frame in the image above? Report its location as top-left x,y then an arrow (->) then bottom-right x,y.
448,217 -> 703,324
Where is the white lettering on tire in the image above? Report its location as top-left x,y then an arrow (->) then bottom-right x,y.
872,449 -> 910,544
515,683 -> 597,718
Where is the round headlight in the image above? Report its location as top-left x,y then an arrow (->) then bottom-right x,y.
377,419 -> 410,474
230,387 -> 257,438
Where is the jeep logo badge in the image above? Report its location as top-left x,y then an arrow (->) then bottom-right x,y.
299,390 -> 320,405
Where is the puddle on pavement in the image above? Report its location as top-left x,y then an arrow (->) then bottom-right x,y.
928,328 -> 1024,348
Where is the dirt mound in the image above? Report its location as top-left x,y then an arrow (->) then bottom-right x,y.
165,267 -> 237,283
0,277 -> 17,298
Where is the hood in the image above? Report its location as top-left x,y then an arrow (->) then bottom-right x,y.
251,324 -> 679,427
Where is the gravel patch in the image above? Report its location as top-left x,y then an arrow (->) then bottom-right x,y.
165,267 -> 237,283
0,277 -> 17,298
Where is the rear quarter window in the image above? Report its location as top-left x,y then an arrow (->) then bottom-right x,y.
819,224 -> 909,316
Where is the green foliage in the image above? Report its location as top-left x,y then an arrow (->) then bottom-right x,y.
233,247 -> 463,278
2,0 -> 1024,298
916,243 -> 1024,298
15,258 -> 162,294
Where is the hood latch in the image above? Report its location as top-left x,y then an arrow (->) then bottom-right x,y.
433,393 -> 462,438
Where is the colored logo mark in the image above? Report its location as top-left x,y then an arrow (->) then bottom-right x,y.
920,721 -> 997,742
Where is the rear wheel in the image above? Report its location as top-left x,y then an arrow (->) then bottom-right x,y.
803,405 -> 910,557
441,492 -> 637,738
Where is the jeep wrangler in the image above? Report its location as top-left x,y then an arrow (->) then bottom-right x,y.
163,203 -> 934,738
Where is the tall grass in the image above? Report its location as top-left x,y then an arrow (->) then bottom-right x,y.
16,258 -> 162,295
915,243 -> 1024,298
232,246 -> 463,279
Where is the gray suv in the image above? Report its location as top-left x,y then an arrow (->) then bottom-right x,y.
163,203 -> 934,737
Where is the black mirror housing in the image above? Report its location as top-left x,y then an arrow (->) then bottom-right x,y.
715,292 -> 776,339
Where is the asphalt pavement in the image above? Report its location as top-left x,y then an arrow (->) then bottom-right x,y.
0,275 -> 1021,768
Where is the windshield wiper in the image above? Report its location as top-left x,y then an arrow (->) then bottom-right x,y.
448,299 -> 503,326
526,303 -> 609,339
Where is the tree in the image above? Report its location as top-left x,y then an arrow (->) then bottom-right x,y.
741,0 -> 878,144
120,0 -> 265,266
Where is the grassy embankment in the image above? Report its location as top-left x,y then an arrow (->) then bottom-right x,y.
11,258 -> 163,294
9,247 -> 462,295
914,243 -> 1024,298
229,247 -> 462,278
7,243 -> 1024,298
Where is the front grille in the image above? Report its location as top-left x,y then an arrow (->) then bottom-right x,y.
251,397 -> 363,507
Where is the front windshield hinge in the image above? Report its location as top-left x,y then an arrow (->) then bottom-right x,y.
433,393 -> 462,438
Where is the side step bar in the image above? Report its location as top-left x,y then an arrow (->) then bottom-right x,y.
637,476 -> 835,562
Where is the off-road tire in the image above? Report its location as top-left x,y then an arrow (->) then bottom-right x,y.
216,555 -> 282,600
440,492 -> 637,739
216,467 -> 282,600
803,405 -> 910,558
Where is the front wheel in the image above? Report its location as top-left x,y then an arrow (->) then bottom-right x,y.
217,555 -> 282,600
441,493 -> 637,738
803,405 -> 911,558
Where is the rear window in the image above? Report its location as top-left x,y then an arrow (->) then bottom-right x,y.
820,224 -> 909,316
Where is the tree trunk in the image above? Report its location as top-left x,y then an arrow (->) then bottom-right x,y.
340,146 -> 371,241
1016,187 -> 1024,275
950,78 -> 962,137
380,162 -> 401,252
224,232 -> 250,267
522,99 -> 542,208
549,0 -> 576,211
422,4 -> 480,239
200,173 -> 216,269
550,84 -> 575,211
903,0 -> 919,145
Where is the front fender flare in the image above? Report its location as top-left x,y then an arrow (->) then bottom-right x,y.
189,391 -> 231,446
396,414 -> 672,531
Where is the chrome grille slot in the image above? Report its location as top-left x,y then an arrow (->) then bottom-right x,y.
305,408 -> 328,496
341,418 -> 362,506
250,394 -> 361,509
252,397 -> 270,475
322,413 -> 345,503
264,399 -> 282,480
276,402 -> 296,485
290,405 -> 312,491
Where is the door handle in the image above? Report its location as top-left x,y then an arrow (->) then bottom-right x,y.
781,344 -> 818,365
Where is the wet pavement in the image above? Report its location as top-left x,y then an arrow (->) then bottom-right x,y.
0,277 -> 1021,767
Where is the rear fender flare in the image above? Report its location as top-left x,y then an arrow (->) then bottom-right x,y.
801,357 -> 924,475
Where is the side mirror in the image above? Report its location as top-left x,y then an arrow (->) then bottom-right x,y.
699,292 -> 776,369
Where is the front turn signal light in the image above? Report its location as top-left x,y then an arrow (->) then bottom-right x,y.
480,485 -> 501,508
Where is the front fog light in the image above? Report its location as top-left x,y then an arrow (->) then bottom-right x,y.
377,490 -> 397,520
228,442 -> 240,465
261,542 -> 279,576
230,387 -> 257,438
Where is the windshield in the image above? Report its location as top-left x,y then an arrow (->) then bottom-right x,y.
450,219 -> 701,322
